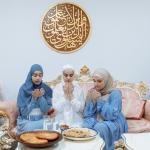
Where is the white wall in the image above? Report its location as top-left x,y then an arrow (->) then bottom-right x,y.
0,0 -> 150,100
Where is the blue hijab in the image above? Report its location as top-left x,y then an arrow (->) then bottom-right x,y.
17,64 -> 52,107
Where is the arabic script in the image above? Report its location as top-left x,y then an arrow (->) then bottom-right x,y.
41,3 -> 90,53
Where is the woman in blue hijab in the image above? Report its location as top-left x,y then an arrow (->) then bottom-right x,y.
17,64 -> 52,133
83,68 -> 128,150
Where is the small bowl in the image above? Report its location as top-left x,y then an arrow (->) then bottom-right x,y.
59,124 -> 69,132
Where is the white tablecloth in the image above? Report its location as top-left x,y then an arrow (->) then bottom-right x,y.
16,135 -> 104,150
122,133 -> 150,150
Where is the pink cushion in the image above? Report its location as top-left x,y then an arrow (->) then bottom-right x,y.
0,100 -> 18,128
127,118 -> 150,133
144,100 -> 150,121
120,88 -> 146,119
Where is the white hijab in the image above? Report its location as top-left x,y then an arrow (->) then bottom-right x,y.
62,64 -> 74,72
61,64 -> 75,84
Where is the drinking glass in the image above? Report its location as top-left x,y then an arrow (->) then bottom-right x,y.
43,115 -> 53,130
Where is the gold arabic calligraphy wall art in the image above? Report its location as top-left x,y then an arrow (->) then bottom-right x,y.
41,3 -> 91,53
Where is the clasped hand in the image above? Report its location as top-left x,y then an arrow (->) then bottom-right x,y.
63,83 -> 74,100
32,88 -> 45,99
87,88 -> 101,104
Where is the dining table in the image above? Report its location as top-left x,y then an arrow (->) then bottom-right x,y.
16,134 -> 105,150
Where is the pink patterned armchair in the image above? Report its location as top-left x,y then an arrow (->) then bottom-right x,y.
113,81 -> 150,133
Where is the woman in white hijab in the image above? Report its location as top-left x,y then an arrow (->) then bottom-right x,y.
52,64 -> 85,127
83,68 -> 128,150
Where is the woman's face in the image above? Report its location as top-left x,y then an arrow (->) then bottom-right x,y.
32,71 -> 43,85
63,69 -> 74,83
93,76 -> 105,91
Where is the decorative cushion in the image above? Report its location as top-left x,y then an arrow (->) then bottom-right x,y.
120,87 -> 146,119
127,118 -> 150,133
0,100 -> 18,129
144,100 -> 150,121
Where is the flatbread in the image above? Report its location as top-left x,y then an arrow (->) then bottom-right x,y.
20,133 -> 48,144
36,132 -> 58,140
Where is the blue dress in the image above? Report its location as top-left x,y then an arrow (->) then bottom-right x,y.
17,64 -> 52,133
83,90 -> 128,150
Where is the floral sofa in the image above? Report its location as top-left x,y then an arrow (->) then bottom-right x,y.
0,65 -> 150,149
45,65 -> 150,133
